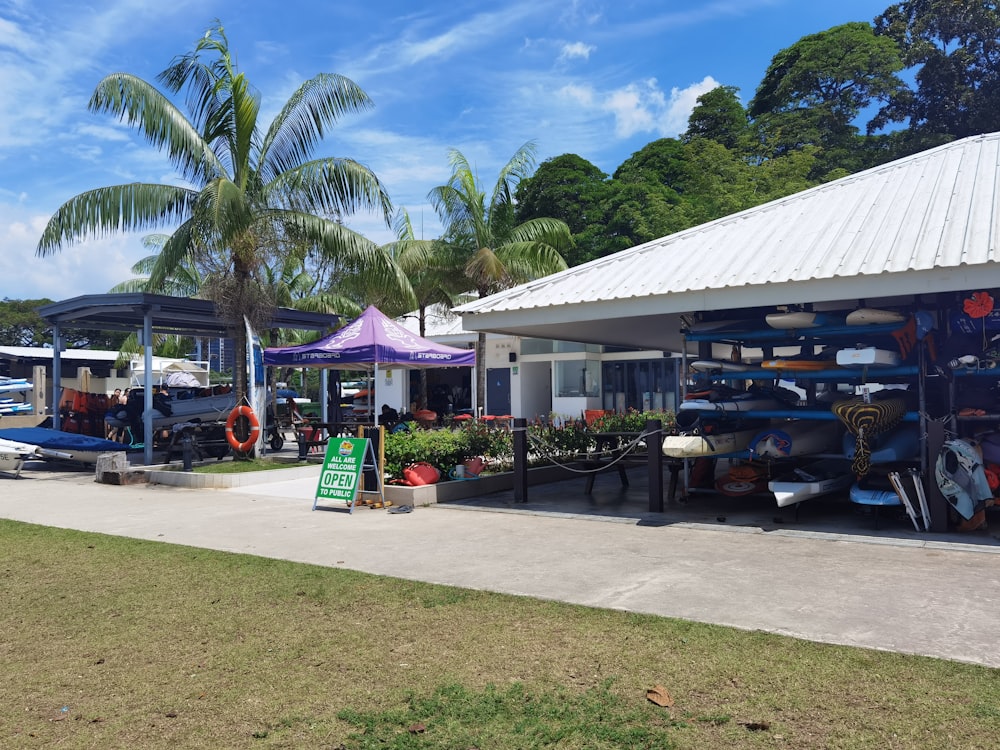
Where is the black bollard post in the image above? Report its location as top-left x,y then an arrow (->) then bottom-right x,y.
513,417 -> 528,503
297,428 -> 308,460
181,429 -> 194,472
646,419 -> 663,512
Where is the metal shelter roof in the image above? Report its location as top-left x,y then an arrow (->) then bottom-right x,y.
457,132 -> 1000,350
37,293 -> 340,337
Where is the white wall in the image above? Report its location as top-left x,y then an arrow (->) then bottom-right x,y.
513,359 -> 551,421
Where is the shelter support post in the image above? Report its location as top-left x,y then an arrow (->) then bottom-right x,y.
142,310 -> 154,466
925,419 -> 950,533
513,418 -> 528,502
646,419 -> 663,512
51,324 -> 62,431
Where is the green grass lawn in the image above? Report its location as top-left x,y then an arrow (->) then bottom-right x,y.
192,458 -> 313,474
1,520 -> 997,749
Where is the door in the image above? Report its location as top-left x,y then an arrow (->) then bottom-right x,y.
486,368 -> 511,415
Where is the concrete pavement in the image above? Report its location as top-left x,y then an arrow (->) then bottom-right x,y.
2,465 -> 999,669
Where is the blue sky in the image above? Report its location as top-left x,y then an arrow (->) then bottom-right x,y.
0,0 -> 895,302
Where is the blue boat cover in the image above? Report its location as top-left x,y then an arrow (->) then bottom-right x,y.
0,427 -> 125,452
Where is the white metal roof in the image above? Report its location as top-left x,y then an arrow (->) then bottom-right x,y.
457,132 -> 1000,350
0,346 -> 120,361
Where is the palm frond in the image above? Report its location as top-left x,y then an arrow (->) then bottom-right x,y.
36,184 -> 197,256
266,157 -> 392,225
260,73 -> 375,180
147,220 -> 197,291
89,73 -> 224,184
490,140 -> 537,210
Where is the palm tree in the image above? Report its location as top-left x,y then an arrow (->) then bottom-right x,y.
37,22 -> 400,400
428,142 -> 572,413
377,209 -> 472,408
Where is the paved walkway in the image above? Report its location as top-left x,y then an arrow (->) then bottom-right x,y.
2,465 -> 999,669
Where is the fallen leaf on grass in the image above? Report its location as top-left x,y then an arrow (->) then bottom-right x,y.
646,685 -> 674,707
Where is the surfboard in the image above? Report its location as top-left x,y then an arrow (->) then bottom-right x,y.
749,420 -> 842,459
835,347 -> 902,367
846,308 -> 907,326
686,318 -> 761,334
661,427 -> 759,458
849,475 -> 904,507
765,311 -> 843,329
768,460 -> 854,508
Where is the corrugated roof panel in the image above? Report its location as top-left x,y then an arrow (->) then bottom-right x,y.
458,132 -> 1000,317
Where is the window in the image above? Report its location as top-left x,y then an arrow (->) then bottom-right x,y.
555,360 -> 600,397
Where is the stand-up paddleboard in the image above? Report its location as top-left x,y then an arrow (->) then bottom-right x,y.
765,311 -> 843,329
850,475 -> 904,507
0,378 -> 32,395
760,358 -> 840,371
846,308 -> 907,326
689,360 -> 751,373
750,420 -> 842,459
769,459 -> 854,507
835,347 -> 902,367
686,318 -> 762,334
662,427 -> 759,458
679,392 -> 787,414
842,427 -> 919,463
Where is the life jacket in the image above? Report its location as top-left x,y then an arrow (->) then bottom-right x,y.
935,439 -> 992,521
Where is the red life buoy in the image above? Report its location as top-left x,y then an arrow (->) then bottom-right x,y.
225,405 -> 260,453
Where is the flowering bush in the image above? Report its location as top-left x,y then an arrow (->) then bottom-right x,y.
382,410 -> 675,481
590,409 -> 675,433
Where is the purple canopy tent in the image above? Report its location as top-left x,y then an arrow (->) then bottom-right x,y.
263,306 -> 476,425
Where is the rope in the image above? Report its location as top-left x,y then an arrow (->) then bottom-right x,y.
525,428 -> 664,475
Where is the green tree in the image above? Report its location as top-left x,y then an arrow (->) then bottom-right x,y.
874,0 -> 1000,139
429,143 -> 572,412
0,298 -> 54,347
36,22 -> 398,402
684,85 -> 748,151
514,154 -> 614,265
749,22 -> 905,173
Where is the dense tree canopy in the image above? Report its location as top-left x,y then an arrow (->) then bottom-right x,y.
874,0 -> 1000,139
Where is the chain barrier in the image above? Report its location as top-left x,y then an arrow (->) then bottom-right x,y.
524,426 -> 666,475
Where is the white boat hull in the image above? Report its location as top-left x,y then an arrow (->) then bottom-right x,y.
662,428 -> 759,458
835,347 -> 902,367
769,463 -> 854,507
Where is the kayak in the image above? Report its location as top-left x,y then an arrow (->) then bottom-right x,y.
662,427 -> 759,458
769,460 -> 854,508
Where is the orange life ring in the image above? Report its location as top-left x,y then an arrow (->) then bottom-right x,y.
225,405 -> 260,453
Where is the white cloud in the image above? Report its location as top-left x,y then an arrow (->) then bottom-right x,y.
558,83 -> 595,107
558,41 -> 595,62
597,75 -> 720,139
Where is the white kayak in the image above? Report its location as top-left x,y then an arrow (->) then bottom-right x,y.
768,460 -> 854,508
846,308 -> 907,326
749,421 -> 842,459
662,427 -> 759,458
835,347 -> 902,367
765,311 -> 842,329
